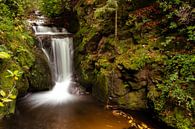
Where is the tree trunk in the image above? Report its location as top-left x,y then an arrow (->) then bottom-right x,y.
115,8 -> 118,41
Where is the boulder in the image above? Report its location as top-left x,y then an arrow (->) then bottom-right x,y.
117,89 -> 148,110
28,49 -> 53,91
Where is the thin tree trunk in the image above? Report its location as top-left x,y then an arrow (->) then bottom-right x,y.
115,8 -> 118,41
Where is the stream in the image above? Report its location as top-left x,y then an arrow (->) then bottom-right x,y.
0,96 -> 131,129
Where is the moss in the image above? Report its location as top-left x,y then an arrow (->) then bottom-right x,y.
28,49 -> 52,91
0,60 -> 20,117
162,107 -> 194,129
16,46 -> 35,67
73,1 -> 194,128
147,85 -> 160,102
118,89 -> 148,110
16,76 -> 29,95
92,71 -> 109,102
76,27 -> 98,52
0,61 -> 22,89
115,47 -> 150,70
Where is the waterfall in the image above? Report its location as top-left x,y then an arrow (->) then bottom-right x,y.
25,22 -> 75,107
51,38 -> 73,82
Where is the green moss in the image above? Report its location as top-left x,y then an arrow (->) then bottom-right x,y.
118,89 -> 147,110
162,108 -> 194,129
28,50 -> 52,91
96,56 -> 111,69
73,1 -> 194,128
77,27 -> 97,52
0,60 -> 20,117
92,71 -> 109,102
16,46 -> 35,67
0,61 -> 22,89
115,47 -> 150,70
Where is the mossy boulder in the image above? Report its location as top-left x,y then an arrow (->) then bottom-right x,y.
92,71 -> 109,102
0,42 -> 52,118
117,89 -> 148,110
28,49 -> 53,91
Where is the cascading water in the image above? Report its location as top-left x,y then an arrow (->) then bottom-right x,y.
25,24 -> 75,107
52,38 -> 73,82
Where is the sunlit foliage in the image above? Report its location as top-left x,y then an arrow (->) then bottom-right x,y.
0,0 -> 35,117
38,0 -> 71,17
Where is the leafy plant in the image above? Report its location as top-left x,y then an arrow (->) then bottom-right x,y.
39,0 -> 71,17
0,90 -> 16,107
6,70 -> 23,81
0,70 -> 22,107
0,52 -> 11,59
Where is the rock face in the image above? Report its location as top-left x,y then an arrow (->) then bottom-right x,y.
72,1 -> 194,129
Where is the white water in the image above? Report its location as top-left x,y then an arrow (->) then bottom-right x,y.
33,26 -> 69,35
25,24 -> 75,107
52,38 -> 73,82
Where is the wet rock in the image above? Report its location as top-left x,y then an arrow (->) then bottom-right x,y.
112,110 -> 121,117
110,70 -> 129,97
127,69 -> 149,90
69,82 -> 87,95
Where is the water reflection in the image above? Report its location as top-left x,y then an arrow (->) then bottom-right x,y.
1,96 -> 130,129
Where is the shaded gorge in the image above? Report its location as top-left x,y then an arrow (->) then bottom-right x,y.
0,11 -> 174,129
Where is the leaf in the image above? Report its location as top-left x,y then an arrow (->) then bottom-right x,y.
0,102 -> 4,107
13,70 -> 19,75
0,90 -> 6,97
1,98 -> 12,102
0,52 -> 10,59
7,70 -> 13,75
6,70 -> 14,78
9,95 -> 16,99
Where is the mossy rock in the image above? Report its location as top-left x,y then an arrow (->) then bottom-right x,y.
128,69 -> 149,90
92,70 -> 109,102
28,49 -> 53,91
16,76 -> 29,96
109,69 -> 129,97
117,89 -> 148,110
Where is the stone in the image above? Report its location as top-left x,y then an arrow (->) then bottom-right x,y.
92,72 -> 109,102
117,89 -> 147,110
28,49 -> 53,91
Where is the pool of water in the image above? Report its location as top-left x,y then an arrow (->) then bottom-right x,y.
0,96 -> 131,129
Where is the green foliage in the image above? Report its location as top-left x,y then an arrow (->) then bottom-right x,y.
74,1 -> 194,128
0,52 -> 11,59
187,26 -> 195,41
158,0 -> 194,42
115,45 -> 151,70
39,0 -> 71,17
150,54 -> 195,128
6,70 -> 23,81
0,69 -> 21,108
0,0 -> 36,118
94,0 -> 117,18
0,0 -> 36,17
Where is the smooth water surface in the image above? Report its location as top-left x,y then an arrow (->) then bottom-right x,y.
0,96 -> 130,129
